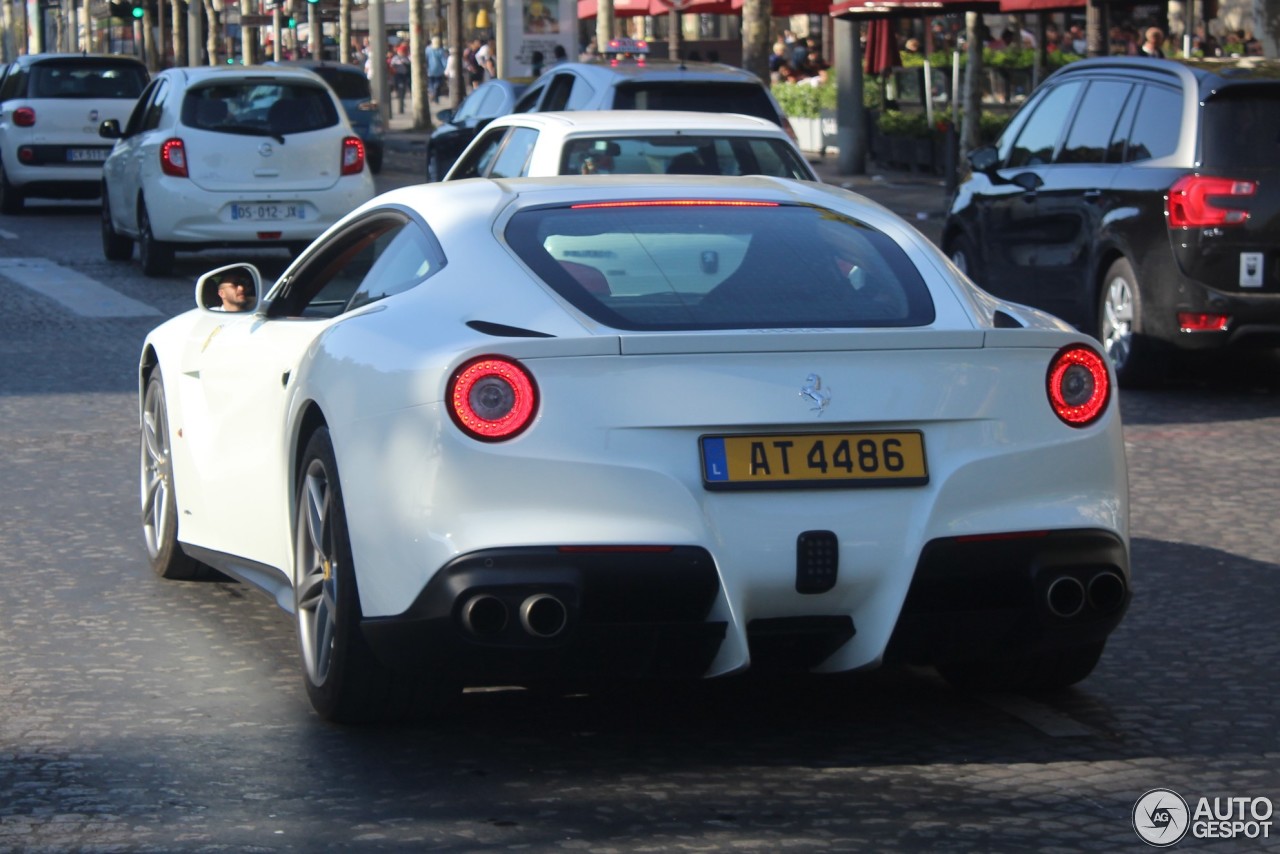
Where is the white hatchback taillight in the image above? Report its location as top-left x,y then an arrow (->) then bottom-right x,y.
13,107 -> 35,127
448,357 -> 538,441
160,138 -> 188,178
340,136 -> 365,175
1166,174 -> 1255,228
1047,344 -> 1110,427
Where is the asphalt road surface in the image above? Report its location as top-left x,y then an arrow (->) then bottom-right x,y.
1,155 -> 1278,851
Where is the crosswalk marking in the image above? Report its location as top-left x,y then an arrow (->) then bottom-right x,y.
0,257 -> 161,318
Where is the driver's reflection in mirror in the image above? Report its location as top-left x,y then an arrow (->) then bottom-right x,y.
212,270 -> 256,312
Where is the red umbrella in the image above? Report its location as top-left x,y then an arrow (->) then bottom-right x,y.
577,0 -> 655,19
728,0 -> 832,13
863,18 -> 902,75
652,0 -> 735,13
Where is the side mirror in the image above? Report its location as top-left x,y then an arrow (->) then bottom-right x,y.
437,108 -> 456,124
197,263 -> 264,314
1012,171 -> 1044,192
99,119 -> 122,140
966,144 -> 1000,174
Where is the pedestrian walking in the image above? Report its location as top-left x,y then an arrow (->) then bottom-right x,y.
391,44 -> 411,114
426,36 -> 448,104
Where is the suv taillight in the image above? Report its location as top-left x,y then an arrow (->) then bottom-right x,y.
341,136 -> 365,175
1166,175 -> 1255,228
13,107 -> 35,127
160,138 -> 188,178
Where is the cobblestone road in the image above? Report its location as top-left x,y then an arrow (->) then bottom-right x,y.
1,162 -> 1277,853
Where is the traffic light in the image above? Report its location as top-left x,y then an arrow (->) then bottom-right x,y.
131,3 -> 145,18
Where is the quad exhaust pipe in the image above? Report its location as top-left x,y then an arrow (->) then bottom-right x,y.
461,592 -> 569,640
1045,571 -> 1127,619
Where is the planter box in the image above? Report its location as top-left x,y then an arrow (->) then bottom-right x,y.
790,116 -> 828,155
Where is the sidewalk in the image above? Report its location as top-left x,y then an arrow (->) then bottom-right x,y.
383,108 -> 950,246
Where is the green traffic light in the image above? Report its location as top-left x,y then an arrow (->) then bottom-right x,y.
131,4 -> 144,16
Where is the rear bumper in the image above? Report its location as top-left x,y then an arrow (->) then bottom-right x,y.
362,529 -> 1130,684
139,177 -> 373,243
1142,252 -> 1280,350
361,546 -> 729,683
886,529 -> 1130,666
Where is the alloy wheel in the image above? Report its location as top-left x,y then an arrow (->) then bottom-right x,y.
1101,275 -> 1135,370
296,458 -> 339,688
140,385 -> 172,559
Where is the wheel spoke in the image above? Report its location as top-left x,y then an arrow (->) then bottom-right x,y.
304,473 -> 329,556
142,409 -> 165,464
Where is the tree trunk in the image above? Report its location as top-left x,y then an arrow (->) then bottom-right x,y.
596,0 -> 613,52
409,0 -> 428,128
172,0 -> 187,66
961,11 -> 982,157
449,0 -> 464,109
340,0 -> 351,63
240,0 -> 255,65
740,0 -> 771,83
202,0 -> 218,65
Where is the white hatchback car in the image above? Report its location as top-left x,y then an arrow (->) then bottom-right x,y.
100,65 -> 376,277
445,110 -> 818,182
0,53 -> 149,214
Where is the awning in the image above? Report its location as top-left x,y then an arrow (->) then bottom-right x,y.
580,0 -> 831,17
999,0 -> 1083,11
831,0 -> 998,17
577,0 -> 657,19
864,18 -> 902,73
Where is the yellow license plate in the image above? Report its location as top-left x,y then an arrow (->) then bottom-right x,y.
700,431 -> 928,490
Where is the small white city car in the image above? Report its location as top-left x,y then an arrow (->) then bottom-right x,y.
445,110 -> 818,182
139,175 -> 1131,722
101,65 -> 376,277
0,53 -> 148,213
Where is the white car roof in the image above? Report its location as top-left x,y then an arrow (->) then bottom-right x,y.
163,64 -> 337,85
482,110 -> 785,135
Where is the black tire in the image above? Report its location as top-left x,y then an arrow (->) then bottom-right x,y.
937,641 -> 1106,692
294,427 -> 457,723
1098,257 -> 1165,388
367,145 -> 383,174
0,159 -> 25,215
140,367 -> 206,580
426,147 -> 442,183
138,200 -> 175,278
102,189 -> 133,261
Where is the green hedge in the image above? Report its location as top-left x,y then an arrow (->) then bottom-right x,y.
877,108 -> 1011,142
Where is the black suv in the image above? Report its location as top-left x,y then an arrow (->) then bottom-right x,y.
942,57 -> 1280,386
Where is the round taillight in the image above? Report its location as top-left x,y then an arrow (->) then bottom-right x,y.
1047,344 -> 1111,427
448,357 -> 538,441
13,107 -> 35,127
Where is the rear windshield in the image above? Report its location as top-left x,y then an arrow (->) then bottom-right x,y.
29,61 -> 147,99
561,135 -> 812,179
1201,88 -> 1280,169
311,68 -> 371,101
181,83 -> 340,135
613,83 -> 780,125
505,202 -> 935,330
